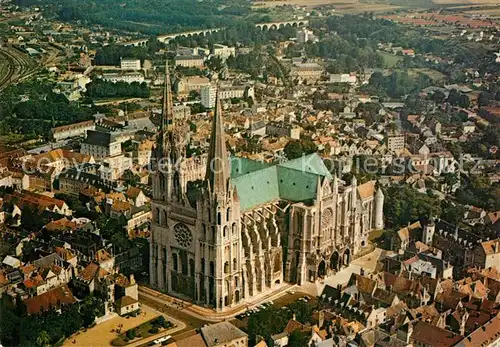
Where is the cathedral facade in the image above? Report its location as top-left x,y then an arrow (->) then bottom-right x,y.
149,66 -> 384,311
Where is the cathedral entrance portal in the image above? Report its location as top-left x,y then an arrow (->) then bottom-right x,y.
330,251 -> 339,271
318,260 -> 326,278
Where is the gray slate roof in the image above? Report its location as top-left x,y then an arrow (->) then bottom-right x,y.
83,130 -> 115,147
201,321 -> 247,347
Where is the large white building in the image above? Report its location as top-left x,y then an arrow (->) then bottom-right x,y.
201,85 -> 217,108
177,76 -> 211,94
329,73 -> 357,85
297,28 -> 317,44
51,120 -> 95,141
149,66 -> 384,311
174,55 -> 205,68
212,44 -> 235,60
219,85 -> 254,100
80,130 -> 121,160
101,72 -> 145,84
120,58 -> 141,71
201,84 -> 254,108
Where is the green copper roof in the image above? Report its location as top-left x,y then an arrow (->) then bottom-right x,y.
278,154 -> 333,180
232,166 -> 280,210
231,153 -> 332,211
277,167 -> 319,202
230,157 -> 272,179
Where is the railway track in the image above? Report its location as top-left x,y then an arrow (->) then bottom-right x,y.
0,47 -> 39,90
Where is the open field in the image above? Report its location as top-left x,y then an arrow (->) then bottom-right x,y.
253,0 -> 500,11
458,6 -> 500,16
253,0 -> 402,12
379,51 -> 403,68
432,0 -> 500,4
410,68 -> 446,81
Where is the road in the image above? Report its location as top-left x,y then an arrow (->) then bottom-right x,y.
137,292 -> 206,347
137,286 -> 310,345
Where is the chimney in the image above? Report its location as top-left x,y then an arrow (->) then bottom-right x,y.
293,313 -> 297,321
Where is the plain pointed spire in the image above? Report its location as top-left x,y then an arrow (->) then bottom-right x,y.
206,90 -> 229,195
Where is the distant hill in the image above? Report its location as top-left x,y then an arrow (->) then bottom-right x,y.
13,0 -> 258,35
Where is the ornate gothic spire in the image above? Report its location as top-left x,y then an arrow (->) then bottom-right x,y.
163,60 -> 174,131
158,60 -> 175,157
205,90 -> 230,195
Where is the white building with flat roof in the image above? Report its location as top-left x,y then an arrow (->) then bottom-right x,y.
212,44 -> 235,60
386,134 -> 405,153
201,85 -> 217,108
120,58 -> 141,71
101,72 -> 145,84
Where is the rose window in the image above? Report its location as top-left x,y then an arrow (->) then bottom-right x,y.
173,223 -> 192,248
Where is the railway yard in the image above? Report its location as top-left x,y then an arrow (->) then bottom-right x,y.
0,46 -> 37,90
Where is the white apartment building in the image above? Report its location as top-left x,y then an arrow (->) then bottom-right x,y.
212,44 -> 235,60
101,72 -> 145,84
202,84 -> 255,108
386,134 -> 405,153
120,58 -> 141,71
201,85 -> 217,108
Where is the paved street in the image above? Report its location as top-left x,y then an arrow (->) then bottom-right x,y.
138,292 -> 207,336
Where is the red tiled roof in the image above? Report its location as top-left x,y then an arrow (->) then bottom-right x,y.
412,321 -> 462,347
45,218 -> 78,232
78,262 -> 99,282
284,319 -> 306,334
460,314 -> 500,347
23,285 -> 76,315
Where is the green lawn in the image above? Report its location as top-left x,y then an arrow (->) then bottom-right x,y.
410,68 -> 446,82
378,51 -> 403,68
111,316 -> 175,346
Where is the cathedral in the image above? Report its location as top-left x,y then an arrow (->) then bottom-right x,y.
149,63 -> 384,311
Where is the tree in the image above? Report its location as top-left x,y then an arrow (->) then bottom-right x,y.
283,138 -> 318,160
447,89 -> 461,106
443,173 -> 459,193
478,92 -> 491,107
441,200 -> 466,225
288,300 -> 313,324
283,140 -> 303,160
36,331 -> 50,347
247,306 -> 290,345
126,329 -> 136,340
206,56 -> 223,72
123,169 -> 140,186
431,90 -> 446,104
288,330 -> 309,347
384,185 -> 442,229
